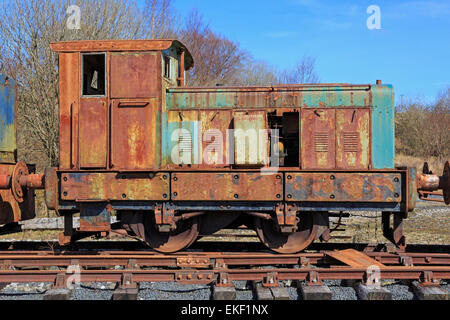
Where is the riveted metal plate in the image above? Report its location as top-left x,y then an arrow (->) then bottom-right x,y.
60,172 -> 170,201
285,172 -> 402,202
171,172 -> 283,201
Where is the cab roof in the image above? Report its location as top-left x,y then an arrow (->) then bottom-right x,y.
50,39 -> 194,70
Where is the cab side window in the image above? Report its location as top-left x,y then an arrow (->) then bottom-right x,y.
164,56 -> 171,79
82,53 -> 106,96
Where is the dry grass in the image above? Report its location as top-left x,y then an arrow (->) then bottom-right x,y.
0,230 -> 60,241
395,153 -> 445,174
330,202 -> 450,245
5,199 -> 448,246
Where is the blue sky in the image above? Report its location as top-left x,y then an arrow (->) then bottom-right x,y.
172,0 -> 450,104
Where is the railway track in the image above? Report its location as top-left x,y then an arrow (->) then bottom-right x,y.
0,241 -> 448,300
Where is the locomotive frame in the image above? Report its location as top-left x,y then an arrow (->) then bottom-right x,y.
0,39 -> 448,253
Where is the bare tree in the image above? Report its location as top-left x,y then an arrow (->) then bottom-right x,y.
0,0 -> 176,168
277,56 -> 320,84
142,0 -> 180,39
180,9 -> 249,86
237,57 -> 320,86
428,87 -> 450,159
238,60 -> 278,86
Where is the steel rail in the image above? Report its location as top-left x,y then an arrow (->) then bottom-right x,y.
0,266 -> 448,284
0,251 -> 449,268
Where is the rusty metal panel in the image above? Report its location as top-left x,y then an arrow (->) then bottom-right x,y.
79,98 -> 107,168
234,111 -> 268,166
407,167 -> 417,212
58,52 -> 80,169
79,204 -> 110,232
44,167 -> 58,211
111,99 -> 158,170
110,52 -> 158,98
235,89 -> 272,108
171,172 -> 283,201
60,172 -> 170,201
336,108 -> 370,169
285,172 -> 402,202
200,110 -> 231,167
301,108 -> 335,169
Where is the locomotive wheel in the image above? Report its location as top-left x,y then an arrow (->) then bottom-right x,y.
144,216 -> 199,253
255,212 -> 318,253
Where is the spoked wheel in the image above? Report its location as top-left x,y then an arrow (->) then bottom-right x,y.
255,212 -> 318,253
143,216 -> 200,253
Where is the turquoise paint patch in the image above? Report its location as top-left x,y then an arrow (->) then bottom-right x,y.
300,86 -> 368,107
371,85 -> 395,169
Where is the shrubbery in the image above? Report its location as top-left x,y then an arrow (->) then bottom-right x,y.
395,88 -> 450,161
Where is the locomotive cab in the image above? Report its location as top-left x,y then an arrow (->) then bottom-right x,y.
50,40 -> 193,172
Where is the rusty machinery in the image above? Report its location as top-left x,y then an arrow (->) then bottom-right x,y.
417,161 -> 450,204
0,74 -> 39,232
0,40 -> 448,253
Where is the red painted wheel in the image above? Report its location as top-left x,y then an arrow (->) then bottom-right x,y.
144,216 -> 199,253
11,161 -> 29,203
255,212 -> 318,253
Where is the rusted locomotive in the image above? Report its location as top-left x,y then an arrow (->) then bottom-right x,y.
0,39 -> 448,253
0,74 -> 37,232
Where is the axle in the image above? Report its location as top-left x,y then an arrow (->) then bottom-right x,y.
417,161 -> 450,204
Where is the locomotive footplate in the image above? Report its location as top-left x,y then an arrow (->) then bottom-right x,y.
50,168 -> 419,251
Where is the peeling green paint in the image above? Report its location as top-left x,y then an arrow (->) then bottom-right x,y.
371,84 -> 395,169
166,85 -> 371,109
